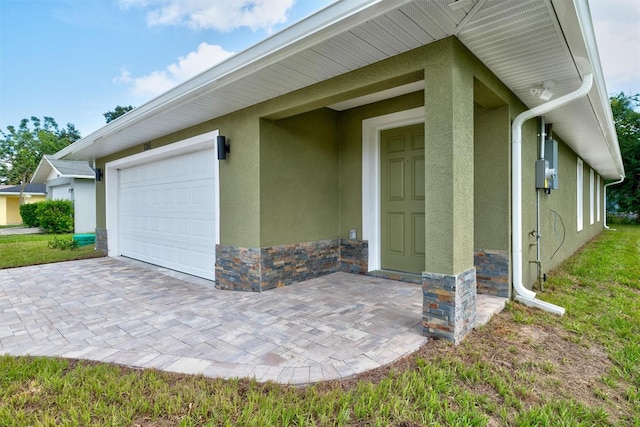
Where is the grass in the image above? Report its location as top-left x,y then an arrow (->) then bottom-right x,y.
0,233 -> 104,269
0,226 -> 638,426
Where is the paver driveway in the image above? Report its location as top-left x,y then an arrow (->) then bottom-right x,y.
0,257 -> 428,384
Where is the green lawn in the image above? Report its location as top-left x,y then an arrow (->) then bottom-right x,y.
0,226 -> 638,426
0,233 -> 104,269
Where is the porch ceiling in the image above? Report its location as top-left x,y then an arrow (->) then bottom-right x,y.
56,0 -> 623,180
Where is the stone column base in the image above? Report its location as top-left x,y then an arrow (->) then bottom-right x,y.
422,267 -> 477,345
95,228 -> 108,253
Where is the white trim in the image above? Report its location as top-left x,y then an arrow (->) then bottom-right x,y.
589,168 -> 595,225
596,174 -> 601,222
577,157 -> 583,232
105,130 -> 220,263
362,107 -> 424,272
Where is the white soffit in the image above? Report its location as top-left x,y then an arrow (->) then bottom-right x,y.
56,0 -> 622,179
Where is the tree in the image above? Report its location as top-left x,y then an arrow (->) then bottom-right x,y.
103,105 -> 134,123
0,117 -> 81,201
609,92 -> 640,220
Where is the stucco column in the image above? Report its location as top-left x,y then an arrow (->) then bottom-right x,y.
422,39 -> 476,343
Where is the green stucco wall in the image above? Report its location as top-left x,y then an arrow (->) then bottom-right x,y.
259,109 -> 339,246
423,40 -> 475,275
524,135 -> 605,285
474,103 -> 510,252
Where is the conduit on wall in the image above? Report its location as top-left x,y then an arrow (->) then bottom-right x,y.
511,72 -> 594,316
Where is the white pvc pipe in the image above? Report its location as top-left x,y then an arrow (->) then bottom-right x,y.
603,176 -> 625,229
535,117 -> 546,285
514,295 -> 566,316
511,73 -> 593,315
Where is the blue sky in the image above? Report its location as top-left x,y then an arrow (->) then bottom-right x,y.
1,0 -> 638,138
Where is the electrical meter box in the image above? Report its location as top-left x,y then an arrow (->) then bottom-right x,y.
536,159 -> 552,189
536,159 -> 557,190
544,137 -> 559,189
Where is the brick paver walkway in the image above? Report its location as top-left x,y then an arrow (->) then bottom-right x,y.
0,257 -> 505,384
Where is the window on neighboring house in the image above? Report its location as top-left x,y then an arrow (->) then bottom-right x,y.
596,174 -> 601,222
590,168 -> 595,225
577,158 -> 583,231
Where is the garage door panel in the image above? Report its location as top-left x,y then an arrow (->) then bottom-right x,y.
120,163 -> 214,189
50,184 -> 71,201
118,148 -> 217,280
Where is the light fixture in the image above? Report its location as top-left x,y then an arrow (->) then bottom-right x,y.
217,135 -> 230,160
95,168 -> 103,181
530,80 -> 556,101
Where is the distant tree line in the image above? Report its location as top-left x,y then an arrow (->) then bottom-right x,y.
608,92 -> 640,222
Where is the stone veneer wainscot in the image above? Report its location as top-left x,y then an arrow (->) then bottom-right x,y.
217,239 -> 372,292
474,249 -> 510,297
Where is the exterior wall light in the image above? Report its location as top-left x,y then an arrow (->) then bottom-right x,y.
95,168 -> 103,181
530,80 -> 556,101
217,135 -> 230,160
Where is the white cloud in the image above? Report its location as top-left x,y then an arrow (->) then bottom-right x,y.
590,0 -> 640,94
118,0 -> 295,32
114,42 -> 234,98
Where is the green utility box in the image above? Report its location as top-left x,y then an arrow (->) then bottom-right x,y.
73,234 -> 95,247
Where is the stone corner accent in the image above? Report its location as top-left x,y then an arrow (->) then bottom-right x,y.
339,239 -> 368,274
95,228 -> 108,253
215,245 -> 262,292
422,267 -> 477,345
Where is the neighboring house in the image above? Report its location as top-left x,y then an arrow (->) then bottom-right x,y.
31,155 -> 96,234
53,0 -> 625,343
0,184 -> 46,225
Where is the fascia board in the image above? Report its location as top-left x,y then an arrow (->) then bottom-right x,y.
55,0 -> 415,161
574,0 -> 625,178
552,0 -> 625,178
30,157 -> 56,183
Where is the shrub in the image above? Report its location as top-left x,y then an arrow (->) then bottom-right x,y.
47,236 -> 79,250
36,200 -> 74,234
607,212 -> 640,225
19,203 -> 40,227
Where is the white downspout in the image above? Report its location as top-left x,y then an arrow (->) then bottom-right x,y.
603,176 -> 625,229
512,72 -> 593,316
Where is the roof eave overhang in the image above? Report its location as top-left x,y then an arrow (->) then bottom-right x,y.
31,156 -> 95,182
551,0 -> 625,179
54,0 -> 407,161
55,0 -> 624,180
31,157 -> 55,184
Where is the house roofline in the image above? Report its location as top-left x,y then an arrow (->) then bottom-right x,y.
54,0 -> 623,180
54,0 -> 407,160
554,0 -> 624,178
31,155 -> 95,183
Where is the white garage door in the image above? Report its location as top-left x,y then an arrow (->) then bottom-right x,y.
118,148 -> 217,280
